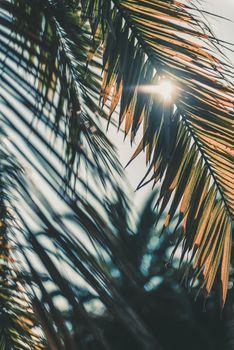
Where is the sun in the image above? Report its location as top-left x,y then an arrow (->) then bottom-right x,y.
140,79 -> 174,101
154,80 -> 173,100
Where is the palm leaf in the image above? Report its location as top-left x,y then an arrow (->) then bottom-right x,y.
80,0 -> 234,305
0,0 -> 142,347
0,0 -> 121,180
0,121 -> 161,348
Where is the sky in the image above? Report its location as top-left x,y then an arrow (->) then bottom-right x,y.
206,0 -> 234,60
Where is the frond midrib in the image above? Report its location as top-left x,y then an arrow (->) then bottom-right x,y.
181,111 -> 233,221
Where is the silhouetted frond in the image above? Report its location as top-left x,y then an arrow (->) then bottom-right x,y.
0,0 -> 121,180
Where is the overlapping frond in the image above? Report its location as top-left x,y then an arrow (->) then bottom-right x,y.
0,0 -> 161,343
79,0 -> 234,305
14,178 -> 161,349
0,0 -> 141,347
0,0 -> 121,180
0,121 -> 163,348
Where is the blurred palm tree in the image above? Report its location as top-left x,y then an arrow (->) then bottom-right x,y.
66,192 -> 224,350
0,0 -> 233,349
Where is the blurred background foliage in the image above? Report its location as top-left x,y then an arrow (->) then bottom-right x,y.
60,192 -> 227,350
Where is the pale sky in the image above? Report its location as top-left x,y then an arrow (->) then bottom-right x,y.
206,0 -> 234,61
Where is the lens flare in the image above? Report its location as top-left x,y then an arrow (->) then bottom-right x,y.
154,80 -> 173,99
140,79 -> 174,100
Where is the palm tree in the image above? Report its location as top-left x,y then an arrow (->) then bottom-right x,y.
0,0 -> 233,348
63,192 -> 225,350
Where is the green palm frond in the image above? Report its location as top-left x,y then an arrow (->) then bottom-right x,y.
79,0 -> 234,305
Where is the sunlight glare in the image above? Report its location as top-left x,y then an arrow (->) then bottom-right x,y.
140,79 -> 174,100
153,80 -> 173,100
